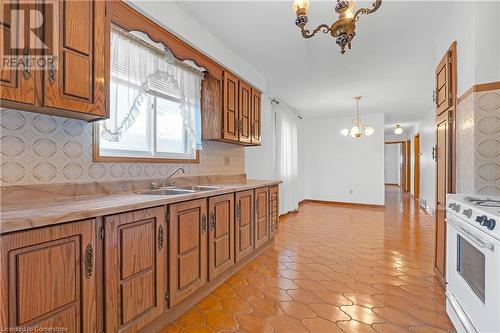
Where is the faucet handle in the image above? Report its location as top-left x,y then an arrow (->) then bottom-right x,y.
150,182 -> 157,189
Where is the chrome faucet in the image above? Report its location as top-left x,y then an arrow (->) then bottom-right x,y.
163,167 -> 185,187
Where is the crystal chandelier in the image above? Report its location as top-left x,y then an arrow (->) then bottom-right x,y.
340,96 -> 374,138
293,0 -> 382,54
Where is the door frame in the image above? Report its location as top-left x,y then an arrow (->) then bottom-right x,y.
413,133 -> 420,200
406,140 -> 411,192
384,141 -> 406,189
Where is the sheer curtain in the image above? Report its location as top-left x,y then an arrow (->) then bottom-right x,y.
273,101 -> 300,214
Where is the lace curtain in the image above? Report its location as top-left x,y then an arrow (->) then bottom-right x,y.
102,25 -> 204,150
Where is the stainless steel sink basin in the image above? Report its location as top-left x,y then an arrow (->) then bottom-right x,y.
138,188 -> 195,195
175,185 -> 222,191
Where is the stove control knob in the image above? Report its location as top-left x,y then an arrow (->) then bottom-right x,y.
463,209 -> 473,218
448,203 -> 454,209
476,215 -> 487,224
482,219 -> 496,231
453,204 -> 461,212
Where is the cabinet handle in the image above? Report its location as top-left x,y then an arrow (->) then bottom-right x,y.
432,146 -> 437,161
158,225 -> 164,250
209,212 -> 215,231
432,89 -> 437,103
85,243 -> 94,279
48,55 -> 56,85
201,214 -> 207,233
23,47 -> 31,80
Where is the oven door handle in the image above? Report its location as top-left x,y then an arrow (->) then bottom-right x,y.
446,218 -> 495,252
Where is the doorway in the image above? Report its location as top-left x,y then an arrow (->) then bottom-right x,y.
384,141 -> 407,191
413,133 -> 420,200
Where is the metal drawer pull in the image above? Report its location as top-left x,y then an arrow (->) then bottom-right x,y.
85,243 -> 94,278
23,47 -> 31,80
446,218 -> 494,251
48,55 -> 56,85
158,225 -> 164,250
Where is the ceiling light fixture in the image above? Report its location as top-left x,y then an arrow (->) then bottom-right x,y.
394,124 -> 403,135
293,0 -> 382,54
341,96 -> 374,138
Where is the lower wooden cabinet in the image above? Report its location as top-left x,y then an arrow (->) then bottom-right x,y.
235,190 -> 255,262
255,187 -> 270,249
168,198 -> 208,306
104,207 -> 166,333
269,185 -> 279,238
0,219 -> 97,332
208,194 -> 235,280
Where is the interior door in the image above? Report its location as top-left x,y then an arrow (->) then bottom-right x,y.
208,194 -> 234,280
254,187 -> 269,249
238,81 -> 252,144
169,198 -> 208,306
235,190 -> 255,262
0,219 -> 96,333
222,71 -> 239,142
251,88 -> 262,144
413,134 -> 420,199
104,207 -> 166,333
435,50 -> 452,116
43,0 -> 105,117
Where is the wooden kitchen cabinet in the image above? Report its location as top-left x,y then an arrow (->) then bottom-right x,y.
269,185 -> 279,238
255,187 -> 270,249
251,88 -> 262,144
168,198 -> 208,306
104,206 -> 166,333
235,190 -> 255,262
222,71 -> 240,142
238,80 -> 252,144
208,194 -> 235,280
0,219 -> 97,332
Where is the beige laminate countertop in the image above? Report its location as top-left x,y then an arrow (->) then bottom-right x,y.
0,180 -> 280,234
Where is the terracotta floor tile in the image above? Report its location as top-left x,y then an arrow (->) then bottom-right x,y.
373,322 -> 411,333
303,317 -> 344,332
249,298 -> 281,316
204,309 -> 238,331
157,323 -> 182,333
344,293 -> 385,309
287,289 -> 323,304
279,301 -> 317,319
268,314 -> 310,333
183,326 -> 215,333
409,309 -> 454,330
220,296 -> 253,314
340,304 -> 385,325
409,325 -> 449,333
313,291 -> 354,307
236,312 -> 273,333
337,319 -> 379,333
175,308 -> 205,328
372,306 -> 420,326
309,303 -> 350,321
195,294 -> 222,311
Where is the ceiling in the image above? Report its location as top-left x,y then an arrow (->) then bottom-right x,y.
175,1 -> 453,126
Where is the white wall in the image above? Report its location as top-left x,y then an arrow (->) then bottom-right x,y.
384,144 -> 401,185
303,114 -> 385,206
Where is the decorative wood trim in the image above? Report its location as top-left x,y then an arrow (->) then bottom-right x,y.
457,81 -> 500,104
299,199 -> 384,209
385,140 -> 406,144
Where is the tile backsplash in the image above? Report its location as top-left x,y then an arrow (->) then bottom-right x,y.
0,109 -> 245,186
457,88 -> 500,195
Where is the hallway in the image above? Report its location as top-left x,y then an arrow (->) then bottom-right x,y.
160,186 -> 455,333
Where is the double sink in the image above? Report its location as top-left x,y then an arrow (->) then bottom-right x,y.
139,185 -> 222,196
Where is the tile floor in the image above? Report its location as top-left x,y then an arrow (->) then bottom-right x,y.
159,186 -> 455,332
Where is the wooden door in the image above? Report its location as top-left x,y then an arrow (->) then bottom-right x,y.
435,50 -> 452,116
169,198 -> 208,306
406,140 -> 411,192
0,219 -> 96,332
222,71 -> 239,142
254,187 -> 269,249
251,89 -> 262,144
413,134 -> 420,199
0,0 -> 39,105
208,194 -> 234,280
104,207 -> 166,333
43,0 -> 106,117
238,81 -> 252,144
235,190 -> 254,262
269,185 -> 279,238
400,143 -> 407,191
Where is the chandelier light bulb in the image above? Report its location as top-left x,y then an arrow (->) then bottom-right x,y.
364,126 -> 374,136
394,124 -> 403,135
293,0 -> 310,14
350,126 -> 360,137
340,128 -> 349,136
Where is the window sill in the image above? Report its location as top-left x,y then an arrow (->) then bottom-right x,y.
92,150 -> 200,164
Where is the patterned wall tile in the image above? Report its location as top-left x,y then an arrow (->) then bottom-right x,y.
0,109 -> 245,186
456,93 -> 475,194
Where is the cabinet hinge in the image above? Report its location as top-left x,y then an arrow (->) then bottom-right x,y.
166,212 -> 170,223
448,116 -> 453,125
165,292 -> 170,301
99,226 -> 104,240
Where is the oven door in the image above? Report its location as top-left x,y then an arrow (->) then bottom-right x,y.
446,214 -> 500,333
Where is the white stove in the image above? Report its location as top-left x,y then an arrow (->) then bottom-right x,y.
446,194 -> 500,333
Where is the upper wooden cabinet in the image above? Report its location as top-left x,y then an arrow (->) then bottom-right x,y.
0,219 -> 97,332
0,0 -> 106,121
435,42 -> 456,116
202,70 -> 262,146
104,207 -> 166,333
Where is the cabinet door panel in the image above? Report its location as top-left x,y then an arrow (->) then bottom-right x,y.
105,207 -> 165,333
238,81 -> 252,144
169,198 -> 207,306
269,185 -> 279,238
235,190 -> 254,262
255,187 -> 269,249
208,194 -> 234,280
251,89 -> 262,144
44,0 -> 105,117
0,219 -> 96,333
223,71 -> 239,141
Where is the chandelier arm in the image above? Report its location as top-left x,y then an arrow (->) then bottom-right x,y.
354,0 -> 382,22
300,23 -> 331,39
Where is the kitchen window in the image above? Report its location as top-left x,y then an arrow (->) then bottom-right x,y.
95,25 -> 204,162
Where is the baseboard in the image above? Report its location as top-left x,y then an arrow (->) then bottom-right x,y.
299,199 -> 384,209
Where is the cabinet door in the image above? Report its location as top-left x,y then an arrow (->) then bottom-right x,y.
238,80 -> 252,144
435,50 -> 452,116
235,190 -> 254,262
222,71 -> 239,142
169,198 -> 208,306
201,72 -> 223,140
269,185 -> 279,238
0,1 -> 38,105
0,219 -> 96,332
208,194 -> 234,280
105,207 -> 166,333
251,89 -> 262,144
43,0 -> 106,117
254,187 -> 269,249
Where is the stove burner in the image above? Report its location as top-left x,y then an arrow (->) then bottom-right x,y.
464,197 -> 500,207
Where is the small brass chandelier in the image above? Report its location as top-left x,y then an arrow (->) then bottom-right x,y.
293,0 -> 382,54
340,96 -> 374,138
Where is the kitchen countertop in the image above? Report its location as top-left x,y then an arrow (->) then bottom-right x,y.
0,179 -> 280,234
